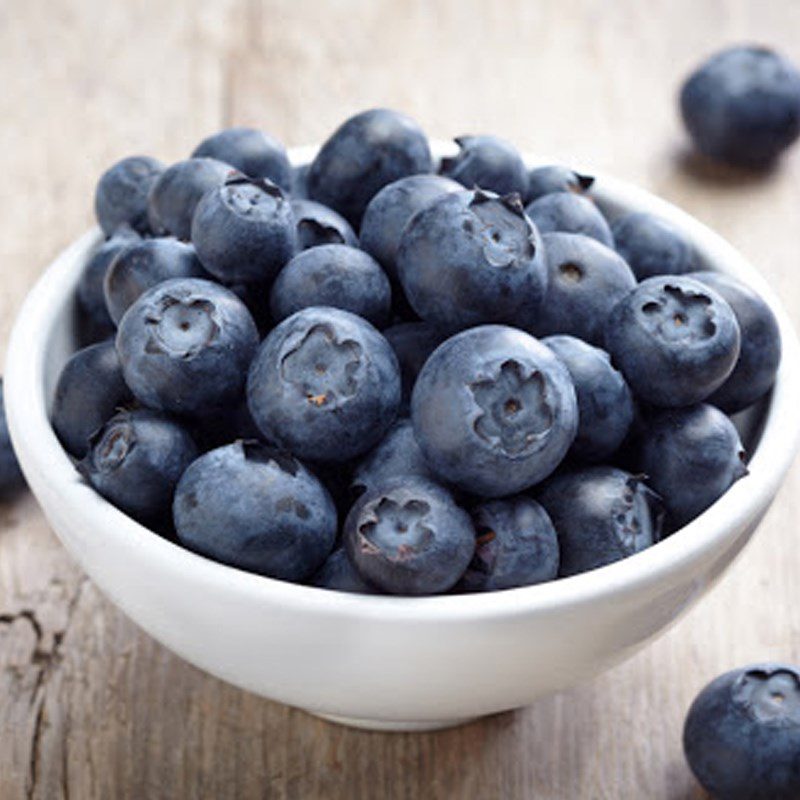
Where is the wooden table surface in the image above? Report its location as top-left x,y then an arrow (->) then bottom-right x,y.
2,1 -> 800,797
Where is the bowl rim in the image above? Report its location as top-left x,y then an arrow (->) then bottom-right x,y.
6,142 -> 800,624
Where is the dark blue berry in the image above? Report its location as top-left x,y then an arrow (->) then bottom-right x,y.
605,276 -> 741,407
439,135 -> 528,197
291,199 -> 358,250
537,467 -> 663,577
681,45 -> 800,168
270,244 -> 391,328
684,664 -> 800,799
639,404 -> 747,528
544,335 -> 634,463
343,476 -> 475,595
247,307 -> 401,462
382,322 -> 445,412
0,379 -> 25,496
397,190 -> 547,332
611,212 -> 694,280
525,193 -> 614,247
80,409 -> 197,525
52,340 -> 134,458
95,156 -> 165,236
191,127 -> 291,188
310,547 -> 377,593
525,165 -> 594,203
411,325 -> 578,497
307,109 -> 432,226
191,176 -> 296,283
457,496 -> 559,592
173,441 -> 337,581
117,278 -> 259,415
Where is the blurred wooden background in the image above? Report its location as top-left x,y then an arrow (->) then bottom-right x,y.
1,1 -> 800,797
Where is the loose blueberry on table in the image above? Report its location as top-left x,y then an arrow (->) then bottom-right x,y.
52,108 -> 781,597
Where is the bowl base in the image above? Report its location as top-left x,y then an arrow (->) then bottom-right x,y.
311,711 -> 480,732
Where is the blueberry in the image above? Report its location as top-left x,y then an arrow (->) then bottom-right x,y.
51,340 -> 134,458
525,193 -> 614,247
525,165 -> 594,203
360,174 -> 461,280
77,226 -> 140,343
310,547 -> 377,593
343,476 -> 475,595
411,325 -> 578,497
543,335 -> 634,463
534,233 -> 636,345
684,664 -> 800,799
306,109 -> 432,226
291,164 -> 309,199
351,418 -> 435,497
439,135 -> 528,197
692,271 -> 782,413
189,401 -> 263,452
291,199 -> 358,250
191,175 -> 296,283
104,238 -> 206,325
117,278 -> 259,415
536,467 -> 663,577
173,441 -> 337,580
0,379 -> 25,496
80,409 -> 197,525
680,45 -> 800,168
382,321 -> 445,412
639,404 -> 747,529
605,276 -> 741,407
611,212 -> 694,281
397,190 -> 547,332
457,496 -> 559,592
224,279 -> 273,333
247,306 -> 401,462
94,156 -> 165,236
147,157 -> 233,240
270,244 -> 391,328
191,127 -> 291,189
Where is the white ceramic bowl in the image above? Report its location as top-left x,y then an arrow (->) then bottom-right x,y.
6,145 -> 800,731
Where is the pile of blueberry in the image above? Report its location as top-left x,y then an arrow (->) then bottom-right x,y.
52,106 -> 781,599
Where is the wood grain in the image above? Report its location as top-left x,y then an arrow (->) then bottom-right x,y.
1,0 -> 799,797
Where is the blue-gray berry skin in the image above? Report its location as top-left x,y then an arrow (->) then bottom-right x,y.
411,325 -> 578,497
457,496 -> 559,592
117,278 -> 259,415
291,164 -> 309,199
360,174 -> 461,280
307,109 -> 433,226
310,547 -> 378,593
525,165 -> 594,204
51,340 -> 134,459
80,409 -> 197,525
525,193 -> 614,247
536,467 -> 663,577
0,380 -> 25,496
684,664 -> 800,800
191,127 -> 291,189
611,212 -> 694,281
639,404 -> 747,529
147,157 -> 234,240
173,441 -> 337,581
247,307 -> 401,462
270,244 -> 391,328
681,45 -> 800,168
543,336 -> 634,463
692,271 -> 782,413
343,476 -> 475,595
439,135 -> 528,197
191,176 -> 296,284
290,199 -> 358,250
77,226 -> 140,343
605,276 -> 741,407
534,233 -> 636,345
397,190 -> 547,332
104,238 -> 206,325
383,322 -> 446,412
95,156 -> 165,236
351,418 -> 435,498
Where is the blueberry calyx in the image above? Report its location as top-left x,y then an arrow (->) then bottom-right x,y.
239,439 -> 299,476
296,217 -> 346,246
733,667 -> 800,725
144,295 -> 220,359
223,173 -> 285,199
624,475 -> 666,543
574,172 -> 595,192
357,495 -> 435,560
